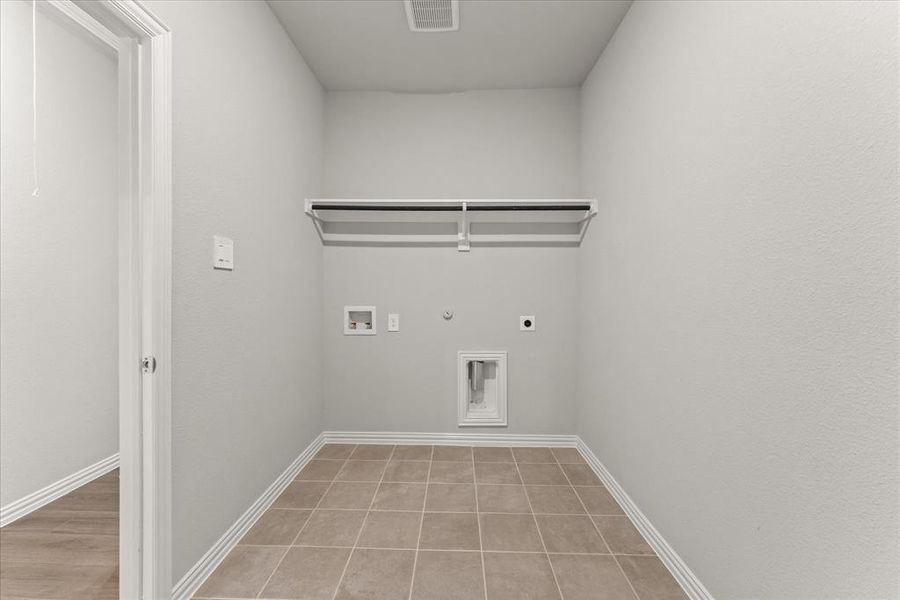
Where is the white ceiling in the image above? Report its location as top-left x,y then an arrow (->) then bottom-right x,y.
267,0 -> 633,92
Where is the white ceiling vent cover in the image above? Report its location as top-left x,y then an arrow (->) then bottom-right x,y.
404,0 -> 459,32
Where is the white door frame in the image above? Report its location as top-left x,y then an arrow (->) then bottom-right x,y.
42,1 -> 172,597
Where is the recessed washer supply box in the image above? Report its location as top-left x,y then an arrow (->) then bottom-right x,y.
344,306 -> 376,335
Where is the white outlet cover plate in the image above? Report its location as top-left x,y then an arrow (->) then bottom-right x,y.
520,315 -> 536,331
388,313 -> 400,331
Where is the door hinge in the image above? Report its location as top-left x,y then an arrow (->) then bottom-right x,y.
142,355 -> 157,374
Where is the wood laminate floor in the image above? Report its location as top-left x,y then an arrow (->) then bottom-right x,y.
0,469 -> 118,599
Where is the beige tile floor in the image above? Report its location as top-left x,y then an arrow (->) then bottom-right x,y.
193,445 -> 687,600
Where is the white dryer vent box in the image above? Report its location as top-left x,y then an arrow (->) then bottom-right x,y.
458,351 -> 507,427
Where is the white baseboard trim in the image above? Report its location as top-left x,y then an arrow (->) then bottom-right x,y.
323,430 -> 579,447
171,433 -> 326,600
0,453 -> 119,528
576,438 -> 714,600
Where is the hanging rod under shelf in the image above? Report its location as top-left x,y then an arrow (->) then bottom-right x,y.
308,203 -> 593,212
304,198 -> 598,252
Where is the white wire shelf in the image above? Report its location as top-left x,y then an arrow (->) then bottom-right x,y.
304,198 -> 597,251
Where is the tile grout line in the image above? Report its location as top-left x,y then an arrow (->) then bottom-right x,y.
406,445 -> 434,600
512,451 -> 567,600
295,477 -> 612,488
253,447 -> 356,599
473,448 -> 490,600
233,543 -> 642,556
331,444 -> 395,600
554,448 -> 643,600
269,506 -> 624,516
312,458 -> 430,462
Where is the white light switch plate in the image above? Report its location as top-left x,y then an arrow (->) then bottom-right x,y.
388,313 -> 400,332
213,236 -> 233,270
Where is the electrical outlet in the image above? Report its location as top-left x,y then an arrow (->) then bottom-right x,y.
520,315 -> 536,331
388,313 -> 400,332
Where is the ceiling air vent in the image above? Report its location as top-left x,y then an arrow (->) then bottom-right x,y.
404,0 -> 459,32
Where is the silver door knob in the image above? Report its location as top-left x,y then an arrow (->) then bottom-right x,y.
142,356 -> 157,374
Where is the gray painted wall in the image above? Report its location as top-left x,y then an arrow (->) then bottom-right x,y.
142,0 -> 325,582
324,89 -> 580,199
578,1 -> 899,598
0,1 -> 118,506
323,246 -> 578,433
322,89 -> 580,433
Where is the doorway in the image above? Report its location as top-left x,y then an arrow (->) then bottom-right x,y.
0,1 -> 171,597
